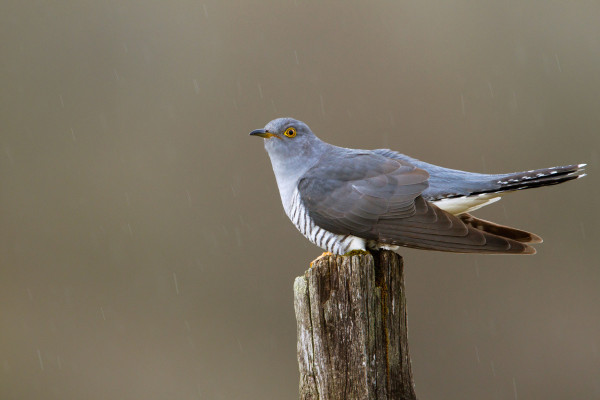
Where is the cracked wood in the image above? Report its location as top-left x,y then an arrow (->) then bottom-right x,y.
294,250 -> 416,400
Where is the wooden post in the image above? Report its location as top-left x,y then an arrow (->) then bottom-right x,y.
293,250 -> 416,400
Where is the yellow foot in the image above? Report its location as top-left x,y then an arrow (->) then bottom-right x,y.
310,252 -> 335,268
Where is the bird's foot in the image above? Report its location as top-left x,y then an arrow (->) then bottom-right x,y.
309,252 -> 335,268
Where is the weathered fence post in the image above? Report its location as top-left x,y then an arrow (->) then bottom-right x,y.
293,250 -> 416,400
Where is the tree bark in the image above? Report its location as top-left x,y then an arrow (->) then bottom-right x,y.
293,250 -> 416,400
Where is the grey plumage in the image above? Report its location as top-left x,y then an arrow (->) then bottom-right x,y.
250,117 -> 586,255
375,149 -> 584,201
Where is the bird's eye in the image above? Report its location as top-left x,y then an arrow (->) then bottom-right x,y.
284,127 -> 297,138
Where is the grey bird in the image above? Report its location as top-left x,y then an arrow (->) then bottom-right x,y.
250,117 -> 586,255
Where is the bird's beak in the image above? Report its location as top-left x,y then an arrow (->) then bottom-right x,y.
249,129 -> 280,139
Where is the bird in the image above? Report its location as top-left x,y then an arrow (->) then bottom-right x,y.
250,117 -> 586,255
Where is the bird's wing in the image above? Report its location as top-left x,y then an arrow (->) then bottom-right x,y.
298,151 -> 534,254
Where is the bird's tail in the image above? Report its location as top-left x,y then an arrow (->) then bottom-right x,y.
459,213 -> 543,244
475,164 -> 586,196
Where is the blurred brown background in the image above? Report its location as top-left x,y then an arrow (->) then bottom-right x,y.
1,1 -> 598,399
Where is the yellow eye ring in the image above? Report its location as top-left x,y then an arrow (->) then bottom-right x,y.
284,127 -> 297,138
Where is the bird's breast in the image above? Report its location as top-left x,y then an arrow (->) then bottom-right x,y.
286,189 -> 366,254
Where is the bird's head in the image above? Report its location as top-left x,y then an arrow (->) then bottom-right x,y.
249,117 -> 324,162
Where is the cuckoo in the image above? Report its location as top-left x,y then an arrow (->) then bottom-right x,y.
250,117 -> 586,255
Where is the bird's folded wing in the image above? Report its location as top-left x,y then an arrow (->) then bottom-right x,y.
298,152 -> 534,254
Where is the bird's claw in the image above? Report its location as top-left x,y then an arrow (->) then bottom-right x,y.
309,252 -> 335,268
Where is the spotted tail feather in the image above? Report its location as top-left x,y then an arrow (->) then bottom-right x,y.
475,164 -> 586,196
